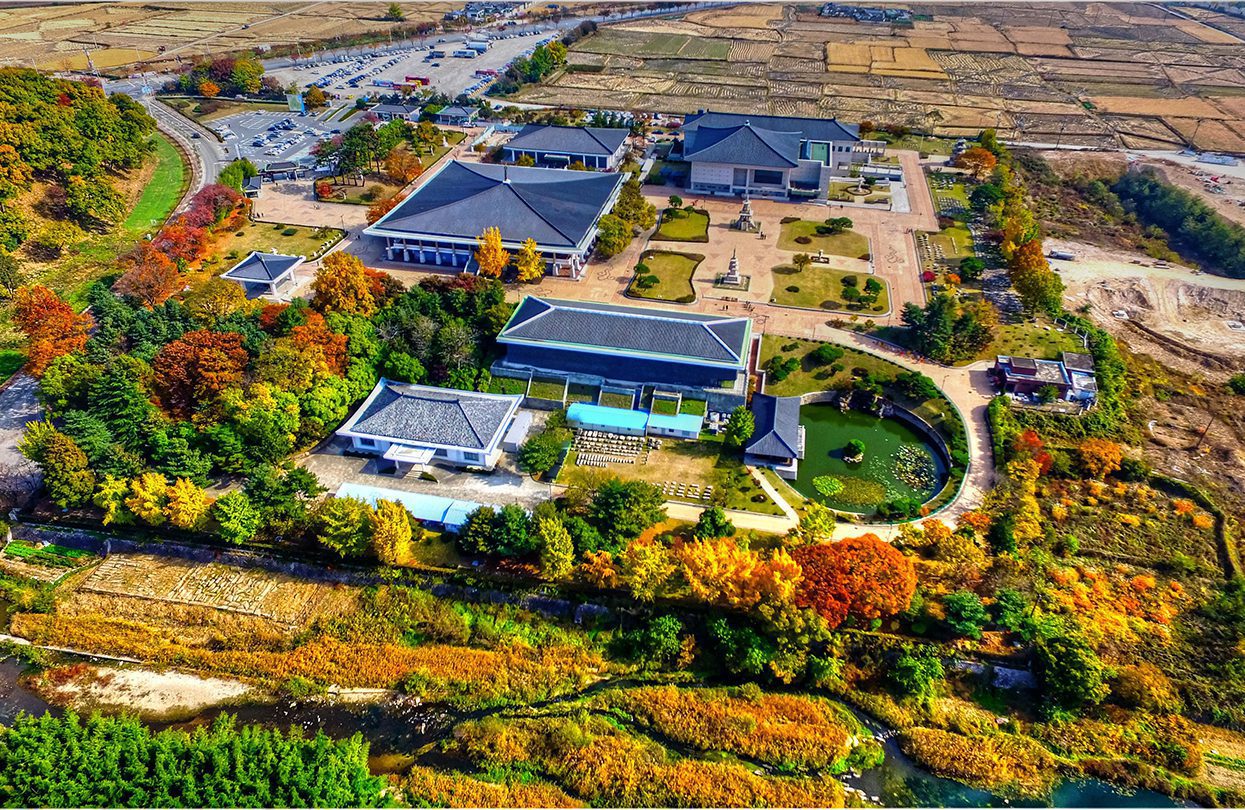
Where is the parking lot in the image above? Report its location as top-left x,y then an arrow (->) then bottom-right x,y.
211,109 -> 341,168
264,29 -> 556,102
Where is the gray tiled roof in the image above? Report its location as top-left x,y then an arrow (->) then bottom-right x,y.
221,252 -> 301,282
506,124 -> 628,157
374,103 -> 420,115
499,296 -> 750,367
746,394 -> 803,459
435,105 -> 477,120
684,110 -> 860,144
343,380 -> 519,450
366,161 -> 623,249
683,123 -> 801,169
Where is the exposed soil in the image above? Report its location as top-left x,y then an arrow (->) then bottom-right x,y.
38,664 -> 257,721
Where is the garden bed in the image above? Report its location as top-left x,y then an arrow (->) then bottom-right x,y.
777,220 -> 869,257
627,250 -> 703,304
770,264 -> 889,313
212,222 -> 344,267
653,207 -> 709,242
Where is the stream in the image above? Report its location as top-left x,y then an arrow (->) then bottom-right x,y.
0,654 -> 1186,808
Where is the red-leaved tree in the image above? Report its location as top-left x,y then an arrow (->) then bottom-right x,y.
114,243 -> 181,308
152,329 -> 249,417
13,285 -> 92,376
791,533 -> 916,628
289,310 -> 348,374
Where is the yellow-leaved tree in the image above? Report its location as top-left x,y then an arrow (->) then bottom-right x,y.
312,252 -> 376,317
537,516 -> 574,580
372,498 -> 413,565
126,472 -> 169,526
515,237 -> 544,283
166,477 -> 211,530
474,226 -> 510,279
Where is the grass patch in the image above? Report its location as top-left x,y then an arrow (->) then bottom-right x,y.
210,222 -> 342,268
566,382 -> 598,404
628,250 -> 702,304
777,220 -> 869,258
650,398 -> 679,416
982,320 -> 1086,363
770,264 -> 889,313
599,391 -> 634,409
557,439 -> 784,516
124,134 -> 187,233
527,378 -> 566,402
929,223 -> 975,265
0,349 -> 25,378
487,376 -> 528,395
681,398 -> 707,416
759,334 -> 913,399
653,208 -> 709,242
162,96 -> 290,125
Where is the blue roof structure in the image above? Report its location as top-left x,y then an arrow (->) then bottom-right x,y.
646,412 -> 703,434
335,483 -> 483,530
683,124 -> 802,169
506,124 -> 629,157
221,251 -> 303,283
746,394 -> 803,459
365,161 -> 624,249
567,402 -> 649,432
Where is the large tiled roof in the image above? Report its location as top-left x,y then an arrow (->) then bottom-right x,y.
373,103 -> 420,115
683,123 -> 801,169
365,161 -> 623,249
506,124 -> 629,157
221,251 -> 302,282
499,296 -> 750,368
683,110 -> 861,144
746,394 -> 803,459
339,380 -> 520,450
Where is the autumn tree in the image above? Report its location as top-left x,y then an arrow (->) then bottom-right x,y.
791,501 -> 836,544
674,538 -> 801,610
165,477 -> 210,530
113,243 -> 180,308
372,498 -> 413,565
303,85 -> 327,109
1008,239 -> 1063,312
537,515 -> 575,580
618,536 -> 676,602
367,192 -> 405,225
12,285 -> 92,376
198,80 -> 220,98
183,277 -> 250,323
792,533 -> 916,628
152,330 -> 249,417
18,421 -> 95,507
126,471 -> 169,525
474,226 -> 510,279
953,146 -> 997,180
514,237 -> 544,283
384,147 -> 422,184
312,251 -> 376,316
1077,438 -> 1123,479
1006,457 -> 1044,546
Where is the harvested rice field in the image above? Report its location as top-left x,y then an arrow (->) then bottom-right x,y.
509,2 -> 1245,152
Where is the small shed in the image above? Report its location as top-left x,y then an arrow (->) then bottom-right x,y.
645,411 -> 702,440
501,410 -> 534,452
566,402 -> 647,436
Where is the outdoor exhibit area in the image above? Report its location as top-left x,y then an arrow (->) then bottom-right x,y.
791,403 -> 949,515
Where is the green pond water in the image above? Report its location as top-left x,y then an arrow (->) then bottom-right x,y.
793,403 -> 949,514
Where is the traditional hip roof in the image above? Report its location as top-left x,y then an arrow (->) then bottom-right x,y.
506,124 -> 629,157
364,161 -> 624,250
221,251 -> 303,283
683,123 -> 802,169
336,379 -> 521,451
746,393 -> 804,459
683,110 -> 861,144
499,296 -> 751,369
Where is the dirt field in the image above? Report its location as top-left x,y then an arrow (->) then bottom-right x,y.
519,2 -> 1245,151
0,3 -> 460,71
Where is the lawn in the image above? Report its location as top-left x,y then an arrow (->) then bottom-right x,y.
528,378 -> 567,402
770,264 -> 890,314
982,320 -> 1087,362
567,382 -> 598,404
557,439 -> 784,516
162,96 -> 292,125
210,222 -> 344,268
124,134 -> 187,233
777,220 -> 870,258
929,223 -> 975,267
759,334 -> 911,398
599,391 -> 635,409
653,208 -> 709,242
629,250 -> 702,304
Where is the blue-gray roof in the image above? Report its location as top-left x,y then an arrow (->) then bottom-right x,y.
506,124 -> 629,157
374,103 -> 420,115
746,394 -> 803,459
684,110 -> 860,144
499,296 -> 751,368
366,161 -> 624,249
338,379 -> 521,450
683,123 -> 801,169
243,176 -> 262,191
221,251 -> 302,282
435,105 -> 477,120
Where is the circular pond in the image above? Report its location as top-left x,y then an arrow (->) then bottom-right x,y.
792,403 -> 949,514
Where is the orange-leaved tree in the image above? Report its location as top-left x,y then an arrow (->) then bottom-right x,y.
953,146 -> 997,180
152,329 -> 249,417
791,533 -> 915,628
1078,438 -> 1124,479
673,537 -> 801,610
384,146 -> 422,184
198,80 -> 220,98
367,192 -> 406,225
474,226 -> 510,279
312,251 -> 376,317
289,310 -> 349,375
13,285 -> 92,376
113,242 -> 181,308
